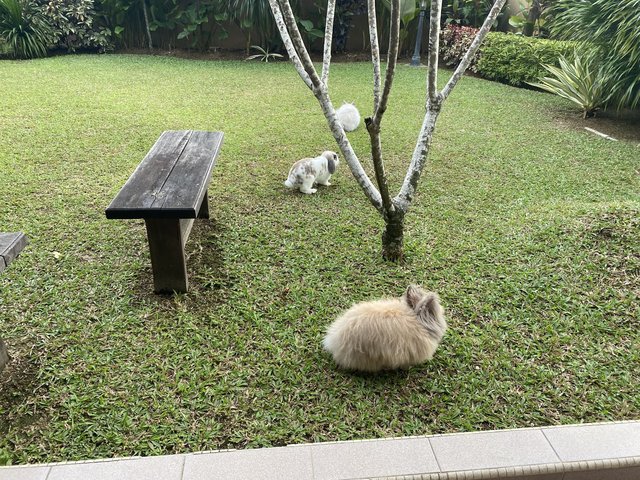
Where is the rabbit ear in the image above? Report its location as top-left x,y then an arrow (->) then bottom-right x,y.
328,157 -> 336,174
403,285 -> 424,310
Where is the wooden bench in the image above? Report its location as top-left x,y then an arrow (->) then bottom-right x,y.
105,130 -> 224,294
1,232 -> 28,373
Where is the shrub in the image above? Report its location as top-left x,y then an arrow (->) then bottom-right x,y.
551,0 -> 640,109
0,0 -> 50,59
37,0 -> 113,52
476,32 -> 574,86
439,24 -> 480,73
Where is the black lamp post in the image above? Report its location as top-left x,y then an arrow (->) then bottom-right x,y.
411,0 -> 429,66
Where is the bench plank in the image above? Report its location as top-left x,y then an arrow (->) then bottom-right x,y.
0,232 -> 28,274
1,231 -> 28,372
152,131 -> 223,213
106,130 -> 223,219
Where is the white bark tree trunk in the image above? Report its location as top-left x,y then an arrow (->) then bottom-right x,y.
269,0 -> 508,260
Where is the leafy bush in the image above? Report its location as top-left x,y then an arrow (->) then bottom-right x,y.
0,0 -> 50,59
37,0 -> 113,52
551,0 -> 640,109
439,24 -> 481,73
529,53 -> 613,118
476,32 -> 574,86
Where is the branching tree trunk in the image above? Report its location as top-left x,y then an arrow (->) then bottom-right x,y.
141,0 -> 153,50
268,0 -> 507,261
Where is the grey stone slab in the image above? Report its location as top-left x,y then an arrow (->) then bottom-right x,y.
564,466 -> 640,480
0,466 -> 50,480
543,422 -> 640,462
47,455 -> 185,480
430,429 -> 560,472
310,438 -> 440,480
183,446 -> 313,480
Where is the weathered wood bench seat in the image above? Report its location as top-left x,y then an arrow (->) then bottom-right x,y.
0,232 -> 28,274
1,231 -> 28,372
105,130 -> 224,293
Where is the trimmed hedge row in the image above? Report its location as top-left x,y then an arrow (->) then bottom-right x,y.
440,27 -> 575,87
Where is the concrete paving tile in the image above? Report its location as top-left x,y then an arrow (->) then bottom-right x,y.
542,422 -> 640,462
310,438 -> 439,480
564,466 -> 640,480
430,429 -> 560,472
182,446 -> 313,480
0,466 -> 50,480
515,476 -> 563,480
47,455 -> 185,480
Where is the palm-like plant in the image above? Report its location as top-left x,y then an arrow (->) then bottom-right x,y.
0,0 -> 50,59
551,0 -> 640,109
529,53 -> 612,118
245,44 -> 283,62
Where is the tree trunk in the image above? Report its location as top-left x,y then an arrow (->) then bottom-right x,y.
0,337 -> 9,373
522,0 -> 541,37
382,211 -> 405,261
141,0 -> 153,50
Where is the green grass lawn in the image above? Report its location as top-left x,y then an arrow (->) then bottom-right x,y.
0,54 -> 638,464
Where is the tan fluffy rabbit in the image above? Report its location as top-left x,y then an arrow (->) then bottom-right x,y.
323,285 -> 447,372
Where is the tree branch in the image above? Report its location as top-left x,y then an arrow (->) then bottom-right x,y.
365,119 -> 394,213
440,0 -> 507,101
321,0 -> 336,87
276,0 -> 323,90
372,0 -> 400,125
395,102 -> 441,210
267,0 -> 313,89
316,91 -> 384,212
427,0 -> 442,103
367,0 -> 381,110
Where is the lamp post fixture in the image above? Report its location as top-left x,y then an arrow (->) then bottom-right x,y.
411,0 -> 429,66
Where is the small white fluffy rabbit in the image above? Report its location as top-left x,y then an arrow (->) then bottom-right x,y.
323,285 -> 447,372
336,103 -> 361,132
284,151 -> 339,194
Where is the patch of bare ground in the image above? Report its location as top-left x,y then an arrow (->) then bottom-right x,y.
116,48 -> 375,62
577,208 -> 640,294
551,106 -> 640,144
0,341 -> 44,435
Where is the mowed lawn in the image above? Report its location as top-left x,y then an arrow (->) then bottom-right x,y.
0,55 -> 638,464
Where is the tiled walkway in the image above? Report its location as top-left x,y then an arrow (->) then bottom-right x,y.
2,421 -> 639,479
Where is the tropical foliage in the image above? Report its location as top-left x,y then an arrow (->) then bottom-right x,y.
440,27 -> 574,87
551,0 -> 640,109
0,0 -> 50,58
37,0 -> 113,52
245,44 -> 283,62
530,53 -> 612,118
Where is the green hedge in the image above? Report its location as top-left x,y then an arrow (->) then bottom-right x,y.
476,32 -> 575,87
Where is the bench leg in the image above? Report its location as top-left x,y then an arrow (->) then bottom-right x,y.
0,337 -> 8,373
197,190 -> 209,219
144,219 -> 188,293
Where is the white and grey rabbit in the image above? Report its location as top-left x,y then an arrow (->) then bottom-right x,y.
284,150 -> 339,194
336,102 -> 361,132
323,285 -> 447,372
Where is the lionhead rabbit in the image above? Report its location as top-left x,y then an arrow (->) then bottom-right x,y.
336,102 -> 361,132
284,151 -> 339,194
322,285 -> 447,372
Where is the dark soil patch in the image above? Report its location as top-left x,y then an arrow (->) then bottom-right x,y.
552,107 -> 640,144
116,47 -> 376,63
577,208 -> 640,293
0,343 -> 43,434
